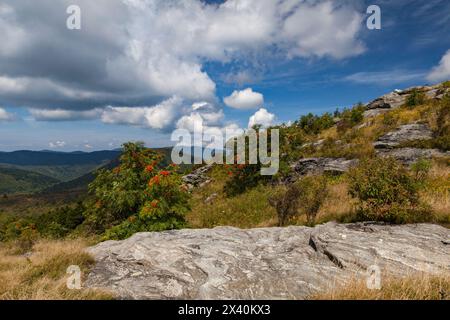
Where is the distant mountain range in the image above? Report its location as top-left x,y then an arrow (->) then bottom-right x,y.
0,150 -> 121,166
0,150 -> 121,194
0,148 -> 177,195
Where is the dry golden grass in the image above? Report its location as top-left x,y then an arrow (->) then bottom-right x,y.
312,273 -> 450,300
421,160 -> 450,226
0,239 -> 112,300
315,181 -> 356,224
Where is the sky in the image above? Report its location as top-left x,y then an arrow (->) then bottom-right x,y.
0,0 -> 449,152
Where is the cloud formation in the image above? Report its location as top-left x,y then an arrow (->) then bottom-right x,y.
0,0 -> 365,113
0,107 -> 15,121
224,88 -> 264,109
427,49 -> 450,82
248,108 -> 275,128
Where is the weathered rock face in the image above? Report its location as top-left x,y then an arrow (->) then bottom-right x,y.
376,148 -> 450,165
374,123 -> 434,149
366,91 -> 407,110
291,158 -> 359,176
364,84 -> 449,118
182,164 -> 213,189
85,223 -> 450,300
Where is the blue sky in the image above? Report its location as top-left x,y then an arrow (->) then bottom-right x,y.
0,0 -> 449,151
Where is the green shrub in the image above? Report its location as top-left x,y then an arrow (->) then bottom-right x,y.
337,103 -> 366,134
84,142 -> 162,230
269,176 -> 328,226
411,158 -> 432,183
348,157 -> 433,223
405,89 -> 426,108
441,81 -> 450,89
84,142 -> 190,240
295,112 -> 334,135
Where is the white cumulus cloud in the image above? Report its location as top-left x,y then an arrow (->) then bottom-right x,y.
248,108 -> 276,128
101,96 -> 183,130
224,88 -> 264,109
427,49 -> 450,83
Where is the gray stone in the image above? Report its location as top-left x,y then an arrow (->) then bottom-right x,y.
377,147 -> 450,165
374,123 -> 433,149
204,193 -> 218,204
363,109 -> 389,118
182,164 -> 213,189
291,158 -> 359,176
366,92 -> 407,110
85,222 -> 450,300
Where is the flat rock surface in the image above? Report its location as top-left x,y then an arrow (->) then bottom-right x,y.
377,147 -> 450,165
85,222 -> 450,300
374,123 -> 433,149
291,158 -> 359,176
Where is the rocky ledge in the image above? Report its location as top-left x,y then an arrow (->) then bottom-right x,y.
373,123 -> 434,149
85,222 -> 449,300
291,158 -> 359,176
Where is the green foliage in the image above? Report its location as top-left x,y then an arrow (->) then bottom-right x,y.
84,142 -> 161,230
348,157 -> 433,223
434,99 -> 450,150
405,89 -> 426,108
0,166 -> 60,194
223,132 -> 275,197
411,159 -> 432,183
224,164 -> 267,197
84,142 -> 190,240
295,112 -> 335,135
441,81 -> 450,89
269,176 -> 328,226
337,103 -> 365,134
0,202 -> 85,242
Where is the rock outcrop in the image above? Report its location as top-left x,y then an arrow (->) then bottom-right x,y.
366,91 -> 407,111
182,164 -> 213,190
373,123 -> 433,149
364,84 -> 449,118
291,158 -> 359,176
377,148 -> 450,165
85,222 -> 450,300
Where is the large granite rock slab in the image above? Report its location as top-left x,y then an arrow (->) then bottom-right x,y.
85,222 -> 450,300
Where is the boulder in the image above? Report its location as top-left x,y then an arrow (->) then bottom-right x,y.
85,222 -> 450,300
374,123 -> 433,149
377,147 -> 450,165
182,164 -> 213,189
366,91 -> 407,110
291,158 -> 359,176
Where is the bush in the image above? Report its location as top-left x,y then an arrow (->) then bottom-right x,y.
337,103 -> 366,134
84,142 -> 163,230
224,164 -> 266,197
296,112 -> 334,135
269,176 -> 328,226
223,131 -> 275,197
348,157 -> 433,223
411,158 -> 432,183
84,142 -> 190,240
405,89 -> 426,108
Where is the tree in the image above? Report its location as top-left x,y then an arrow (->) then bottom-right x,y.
84,142 -> 190,238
